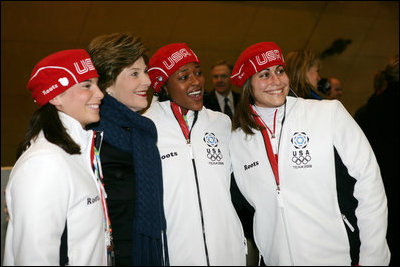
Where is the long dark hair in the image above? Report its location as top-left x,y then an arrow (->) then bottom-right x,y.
16,103 -> 81,159
232,78 -> 263,135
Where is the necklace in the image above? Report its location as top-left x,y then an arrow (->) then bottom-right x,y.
170,102 -> 198,143
256,108 -> 278,139
90,131 -> 115,265
250,103 -> 287,192
250,105 -> 279,187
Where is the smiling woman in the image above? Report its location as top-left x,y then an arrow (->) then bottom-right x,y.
87,32 -> 168,266
163,61 -> 205,112
50,78 -> 102,128
143,43 -> 247,266
229,41 -> 391,266
104,57 -> 150,112
3,49 -> 109,265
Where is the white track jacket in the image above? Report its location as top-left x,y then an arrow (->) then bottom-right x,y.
3,112 -> 107,266
144,100 -> 246,266
230,96 -> 390,266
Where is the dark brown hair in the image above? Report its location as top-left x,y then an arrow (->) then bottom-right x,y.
17,104 -> 80,159
232,78 -> 263,135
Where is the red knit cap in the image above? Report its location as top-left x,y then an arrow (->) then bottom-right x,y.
148,43 -> 200,93
27,49 -> 99,106
230,42 -> 285,88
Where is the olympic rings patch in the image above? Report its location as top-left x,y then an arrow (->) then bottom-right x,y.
290,131 -> 312,169
203,132 -> 224,164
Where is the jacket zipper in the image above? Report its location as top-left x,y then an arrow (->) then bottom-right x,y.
341,214 -> 355,232
275,103 -> 294,265
188,141 -> 210,266
171,106 -> 209,265
161,230 -> 166,266
277,188 -> 295,265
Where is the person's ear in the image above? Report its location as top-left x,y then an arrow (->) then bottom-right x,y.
105,86 -> 114,96
49,95 -> 62,106
162,84 -> 169,96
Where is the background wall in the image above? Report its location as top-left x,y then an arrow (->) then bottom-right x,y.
1,167 -> 11,264
1,1 -> 399,166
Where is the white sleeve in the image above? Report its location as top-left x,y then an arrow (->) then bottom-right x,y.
332,100 -> 390,265
5,152 -> 70,265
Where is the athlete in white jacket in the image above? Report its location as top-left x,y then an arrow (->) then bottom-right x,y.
144,43 -> 246,265
3,49 -> 109,266
229,42 -> 390,265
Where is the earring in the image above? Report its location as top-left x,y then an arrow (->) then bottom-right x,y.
106,90 -> 112,96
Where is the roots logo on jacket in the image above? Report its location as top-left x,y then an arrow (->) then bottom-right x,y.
203,132 -> 224,165
291,132 -> 312,169
87,195 -> 100,205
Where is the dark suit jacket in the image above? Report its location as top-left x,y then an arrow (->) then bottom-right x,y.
203,89 -> 241,113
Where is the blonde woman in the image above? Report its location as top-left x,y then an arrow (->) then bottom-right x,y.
285,49 -> 325,99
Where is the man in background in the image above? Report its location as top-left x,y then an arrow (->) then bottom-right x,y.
203,60 -> 240,119
354,55 -> 399,266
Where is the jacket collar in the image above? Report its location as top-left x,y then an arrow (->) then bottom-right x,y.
285,96 -> 299,119
156,100 -> 206,118
58,111 -> 93,153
